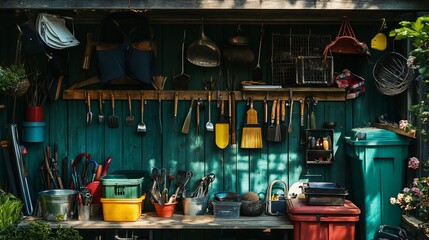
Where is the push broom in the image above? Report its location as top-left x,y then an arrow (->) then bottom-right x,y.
241,98 -> 263,149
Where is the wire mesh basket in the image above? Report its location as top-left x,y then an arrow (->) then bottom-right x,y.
296,56 -> 334,85
373,52 -> 415,96
272,32 -> 332,86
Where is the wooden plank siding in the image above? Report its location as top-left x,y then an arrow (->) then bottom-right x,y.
0,8 -> 409,229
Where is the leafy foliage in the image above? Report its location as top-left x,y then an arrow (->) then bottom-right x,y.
0,189 -> 82,240
0,64 -> 26,92
0,190 -> 23,230
390,14 -> 429,142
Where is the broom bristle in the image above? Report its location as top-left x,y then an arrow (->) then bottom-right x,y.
241,125 -> 263,149
241,105 -> 263,149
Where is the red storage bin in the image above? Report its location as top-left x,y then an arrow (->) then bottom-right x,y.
287,198 -> 361,240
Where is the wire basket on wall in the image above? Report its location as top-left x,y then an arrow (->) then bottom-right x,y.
272,32 -> 332,87
373,52 -> 415,96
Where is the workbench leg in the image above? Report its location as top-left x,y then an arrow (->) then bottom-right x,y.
149,230 -> 153,240
283,230 -> 288,240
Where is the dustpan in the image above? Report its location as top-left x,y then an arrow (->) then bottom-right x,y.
323,16 -> 370,62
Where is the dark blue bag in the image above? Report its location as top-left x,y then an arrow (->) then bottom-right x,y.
95,12 -> 155,85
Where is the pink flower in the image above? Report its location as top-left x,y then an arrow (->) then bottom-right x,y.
399,120 -> 409,129
403,187 -> 410,193
408,157 -> 420,169
413,178 -> 419,187
412,187 -> 421,195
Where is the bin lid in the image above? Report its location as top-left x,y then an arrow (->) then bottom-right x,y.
287,198 -> 361,215
345,127 -> 411,146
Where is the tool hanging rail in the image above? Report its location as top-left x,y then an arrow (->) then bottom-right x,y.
62,88 -> 346,101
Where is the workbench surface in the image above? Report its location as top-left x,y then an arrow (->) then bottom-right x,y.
41,213 -> 293,230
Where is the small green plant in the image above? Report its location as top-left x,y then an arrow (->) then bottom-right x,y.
0,64 -> 27,93
0,190 -> 23,230
0,189 -> 82,240
390,14 -> 429,143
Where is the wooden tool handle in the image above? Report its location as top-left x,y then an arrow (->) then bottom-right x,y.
231,92 -> 236,145
99,92 -> 103,112
128,93 -> 132,113
276,99 -> 280,125
82,33 -> 94,70
95,164 -> 103,181
221,99 -> 225,116
271,100 -> 277,123
87,92 -> 91,108
281,100 -> 286,122
141,94 -> 145,116
264,99 -> 268,124
196,101 -> 200,126
189,98 -> 195,109
174,92 -> 178,117
111,93 -> 115,109
228,94 -> 232,119
54,75 -> 64,101
57,176 -> 64,189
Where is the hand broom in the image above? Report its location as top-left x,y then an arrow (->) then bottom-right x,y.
241,98 -> 263,149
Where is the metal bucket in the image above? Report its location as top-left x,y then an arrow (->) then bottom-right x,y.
39,189 -> 78,221
182,196 -> 208,215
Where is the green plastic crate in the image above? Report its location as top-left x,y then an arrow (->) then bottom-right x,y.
101,174 -> 144,199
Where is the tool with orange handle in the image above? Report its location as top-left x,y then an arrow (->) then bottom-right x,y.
299,99 -> 306,147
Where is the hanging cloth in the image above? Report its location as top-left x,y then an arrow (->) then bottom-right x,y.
323,16 -> 370,62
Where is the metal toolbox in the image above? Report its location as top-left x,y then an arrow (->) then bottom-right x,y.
303,182 -> 348,206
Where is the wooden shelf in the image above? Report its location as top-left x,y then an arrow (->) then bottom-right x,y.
373,122 -> 416,139
62,88 -> 346,102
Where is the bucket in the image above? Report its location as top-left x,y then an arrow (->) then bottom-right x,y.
25,106 -> 44,122
22,121 -> 46,142
182,196 -> 208,215
39,189 -> 78,221
153,202 -> 177,218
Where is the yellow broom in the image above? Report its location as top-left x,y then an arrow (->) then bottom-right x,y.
241,98 -> 263,149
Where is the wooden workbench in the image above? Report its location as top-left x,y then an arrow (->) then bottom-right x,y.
27,213 -> 293,240
55,212 -> 293,230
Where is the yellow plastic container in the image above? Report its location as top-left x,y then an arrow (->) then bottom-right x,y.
100,194 -> 145,222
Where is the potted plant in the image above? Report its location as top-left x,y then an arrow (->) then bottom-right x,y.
0,189 -> 83,240
0,64 -> 29,97
21,69 -> 49,142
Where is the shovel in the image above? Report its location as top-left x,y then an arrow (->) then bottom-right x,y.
108,93 -> 119,128
137,94 -> 146,133
267,99 -> 277,141
215,99 -> 229,149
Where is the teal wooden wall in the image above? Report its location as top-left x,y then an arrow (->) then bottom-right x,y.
0,11 -> 403,213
